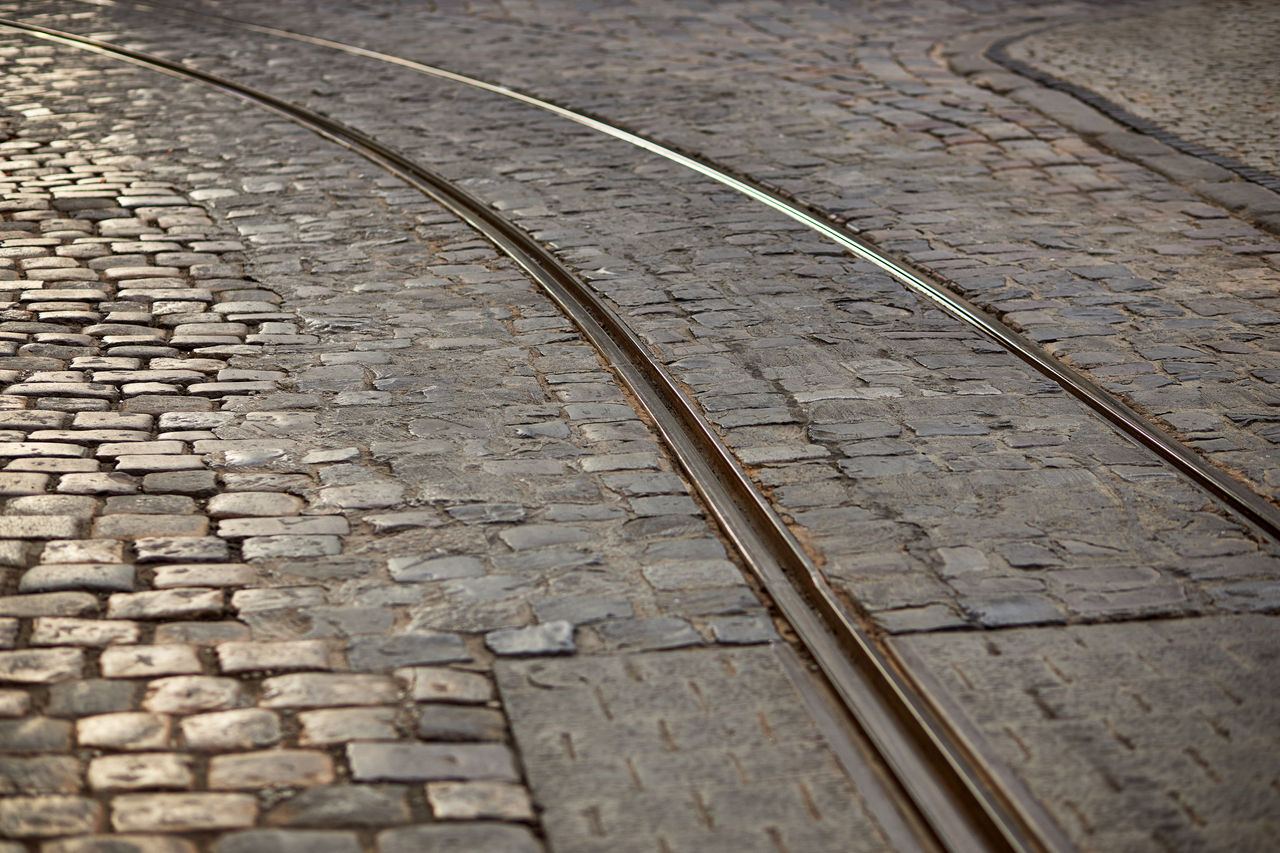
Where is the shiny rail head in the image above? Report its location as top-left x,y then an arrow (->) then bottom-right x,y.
53,0 -> 1280,545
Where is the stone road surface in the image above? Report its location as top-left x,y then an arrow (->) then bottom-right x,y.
1011,0 -> 1280,181
0,1 -> 1276,852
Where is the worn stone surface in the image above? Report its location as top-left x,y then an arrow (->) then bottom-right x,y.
0,3 -> 1277,851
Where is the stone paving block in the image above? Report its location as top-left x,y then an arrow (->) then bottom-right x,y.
0,647 -> 83,683
595,617 -> 703,651
151,562 -> 253,588
100,645 -> 201,679
41,837 -> 197,853
142,676 -> 243,714
0,592 -> 98,618
498,524 -> 590,551
58,472 -> 139,495
417,705 -> 507,742
0,753 -> 82,795
399,667 -> 495,704
348,742 -> 520,783
231,587 -> 325,613
376,823 -> 540,853
426,781 -> 535,822
388,555 -> 484,582
260,673 -> 400,709
485,621 -> 576,656
9,458 -> 100,475
0,690 -> 29,717
8,495 -> 98,519
0,717 -> 73,753
133,536 -> 229,563
30,617 -> 140,647
110,793 -> 257,833
242,535 -> 343,559
47,680 -> 142,718
0,515 -> 80,539
77,713 -> 172,751
87,753 -> 194,792
267,785 -> 412,828
297,707 -> 399,745
180,709 -> 282,751
207,491 -> 305,518
346,633 -> 471,669
0,472 -> 49,494
41,539 -> 126,564
19,563 -> 135,594
113,456 -> 206,474
141,469 -> 218,495
212,830 -> 360,853
707,615 -> 779,645
107,589 -> 222,620
0,442 -> 90,458
310,482 -> 405,510
641,560 -> 744,591
92,514 -> 208,540
103,495 -> 197,516
218,515 -> 349,539
208,750 -> 335,790
0,543 -> 26,570
216,639 -> 330,673
0,795 -> 103,838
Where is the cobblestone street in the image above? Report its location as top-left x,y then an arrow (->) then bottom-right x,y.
0,1 -> 1275,852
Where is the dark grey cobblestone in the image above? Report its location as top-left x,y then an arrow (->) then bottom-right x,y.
0,14 -> 868,852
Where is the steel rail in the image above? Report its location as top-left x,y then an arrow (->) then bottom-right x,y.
0,18 -> 1067,853
69,0 -> 1280,542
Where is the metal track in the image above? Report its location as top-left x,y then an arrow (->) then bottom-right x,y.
70,0 -> 1280,543
0,18 -> 1070,853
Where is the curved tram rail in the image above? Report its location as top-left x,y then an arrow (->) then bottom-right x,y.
65,0 -> 1280,546
0,17 -> 1076,853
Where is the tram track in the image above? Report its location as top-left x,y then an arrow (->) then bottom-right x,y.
59,0 -> 1280,547
9,0 -> 1280,844
0,16 -> 1081,853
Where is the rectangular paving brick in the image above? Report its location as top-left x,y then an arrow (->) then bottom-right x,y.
110,792 -> 257,833
346,743 -> 519,783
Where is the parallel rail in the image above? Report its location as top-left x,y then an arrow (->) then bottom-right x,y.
0,18 -> 1070,853
68,0 -> 1280,543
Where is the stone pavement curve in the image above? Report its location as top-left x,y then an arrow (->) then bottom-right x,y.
0,14 -> 891,853
0,1 -> 1277,852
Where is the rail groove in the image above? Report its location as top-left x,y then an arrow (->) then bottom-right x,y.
69,0 -> 1280,545
0,17 -> 1070,853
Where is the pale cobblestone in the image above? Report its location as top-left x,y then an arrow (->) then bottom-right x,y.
180,709 -> 282,751
87,754 -> 195,792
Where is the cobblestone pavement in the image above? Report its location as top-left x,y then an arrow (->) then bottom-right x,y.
0,0 -> 1276,851
0,26 -> 890,853
1010,0 -> 1280,181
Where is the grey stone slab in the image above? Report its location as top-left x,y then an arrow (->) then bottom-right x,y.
387,555 -> 484,582
595,618 -> 703,651
484,621 -> 576,656
18,562 -> 135,594
347,743 -> 519,782
267,785 -> 411,828
376,824 -> 540,853
346,633 -> 471,669
213,830 -> 360,853
416,705 -> 507,742
0,718 -> 73,753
